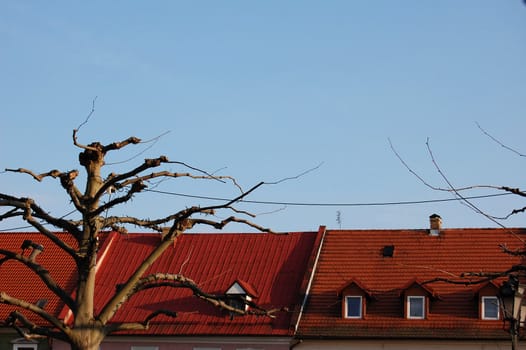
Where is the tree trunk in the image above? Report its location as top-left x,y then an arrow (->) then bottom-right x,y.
68,326 -> 104,350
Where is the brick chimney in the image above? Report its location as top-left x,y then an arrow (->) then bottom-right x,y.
429,214 -> 442,236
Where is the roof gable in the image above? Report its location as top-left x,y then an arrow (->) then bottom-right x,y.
226,280 -> 259,298
400,278 -> 439,299
337,278 -> 374,299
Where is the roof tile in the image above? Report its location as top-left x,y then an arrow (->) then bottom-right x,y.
94,231 -> 320,336
297,228 -> 526,340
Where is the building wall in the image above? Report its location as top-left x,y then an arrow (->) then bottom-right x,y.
53,337 -> 292,350
0,332 -> 49,350
294,339 -> 522,350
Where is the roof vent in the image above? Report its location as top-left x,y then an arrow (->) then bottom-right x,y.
429,214 -> 442,236
382,245 -> 395,257
35,299 -> 48,309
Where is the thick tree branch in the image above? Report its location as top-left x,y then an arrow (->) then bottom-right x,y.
105,181 -> 266,240
102,216 -> 165,233
4,311 -> 68,342
0,250 -> 76,310
0,195 -> 79,256
93,156 -> 168,202
98,181 -> 269,324
423,264 -> 526,286
4,169 -> 84,210
97,238 -> 175,324
118,170 -> 241,190
4,168 -> 62,182
105,310 -> 178,333
501,187 -> 526,198
95,156 -> 244,204
72,130 -> 99,152
123,273 -> 282,319
102,137 -> 142,153
0,292 -> 70,335
23,216 -> 78,259
160,182 -> 268,241
0,207 -> 21,221
57,170 -> 85,212
500,244 -> 526,257
189,216 -> 273,233
203,181 -> 265,211
92,181 -> 146,217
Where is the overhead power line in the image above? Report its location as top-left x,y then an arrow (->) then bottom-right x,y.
145,189 -> 512,207
0,192 -> 513,232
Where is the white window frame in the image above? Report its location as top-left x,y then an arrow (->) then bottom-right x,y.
131,347 -> 158,350
482,296 -> 500,320
12,338 -> 38,350
345,295 -> 363,319
407,296 -> 425,319
13,344 -> 37,350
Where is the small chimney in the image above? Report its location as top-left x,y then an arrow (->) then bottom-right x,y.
429,214 -> 442,236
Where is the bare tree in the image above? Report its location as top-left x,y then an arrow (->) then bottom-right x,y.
390,130 -> 526,228
0,127 -> 278,350
391,125 -> 526,350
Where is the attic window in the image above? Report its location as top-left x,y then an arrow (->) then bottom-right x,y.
225,280 -> 258,317
401,279 -> 437,320
482,296 -> 499,320
345,296 -> 363,318
475,282 -> 501,321
227,294 -> 249,312
407,296 -> 425,319
339,279 -> 373,320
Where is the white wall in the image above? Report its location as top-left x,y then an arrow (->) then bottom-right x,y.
294,339 -> 521,350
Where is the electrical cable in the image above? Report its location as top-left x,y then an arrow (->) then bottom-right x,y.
0,192 -> 513,232
145,189 -> 512,207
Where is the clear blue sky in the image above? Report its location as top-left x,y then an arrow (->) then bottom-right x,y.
1,1 -> 525,233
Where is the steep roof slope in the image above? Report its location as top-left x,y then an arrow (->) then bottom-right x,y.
0,232 -> 80,324
297,227 -> 526,340
93,230 -> 322,336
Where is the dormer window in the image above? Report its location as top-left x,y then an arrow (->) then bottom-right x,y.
401,279 -> 438,320
225,279 -> 258,317
482,296 -> 499,320
345,296 -> 363,318
475,281 -> 501,321
338,279 -> 374,320
407,296 -> 425,319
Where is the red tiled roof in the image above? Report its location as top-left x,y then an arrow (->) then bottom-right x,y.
0,233 -> 80,323
297,228 -> 526,340
93,230 -> 321,336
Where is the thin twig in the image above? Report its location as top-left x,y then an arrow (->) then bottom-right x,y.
166,161 -> 229,185
256,205 -> 287,216
265,162 -> 324,185
106,131 -> 172,166
476,122 -> 525,157
75,96 -> 97,132
425,138 -> 509,230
